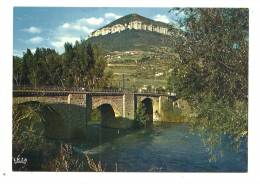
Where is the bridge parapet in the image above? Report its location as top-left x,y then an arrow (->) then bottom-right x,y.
13,90 -> 176,98
13,86 -> 176,97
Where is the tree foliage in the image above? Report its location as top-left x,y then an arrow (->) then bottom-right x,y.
13,41 -> 111,89
168,8 -> 248,151
13,56 -> 23,86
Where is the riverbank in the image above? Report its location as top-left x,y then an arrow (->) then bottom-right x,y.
12,100 -> 247,172
13,101 -> 109,171
12,96 -> 196,172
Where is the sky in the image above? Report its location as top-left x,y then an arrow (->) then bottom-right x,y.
14,7 -> 179,56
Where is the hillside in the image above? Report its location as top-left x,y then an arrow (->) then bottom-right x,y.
85,13 -> 177,90
102,13 -> 170,29
87,29 -> 172,52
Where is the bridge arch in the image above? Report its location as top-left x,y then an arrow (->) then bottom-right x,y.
92,96 -> 122,117
136,96 -> 162,122
96,103 -> 116,126
140,97 -> 153,127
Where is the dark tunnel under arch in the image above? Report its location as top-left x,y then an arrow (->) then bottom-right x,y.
141,98 -> 153,127
97,103 -> 116,127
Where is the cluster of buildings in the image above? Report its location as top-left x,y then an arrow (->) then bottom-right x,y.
90,20 -> 170,37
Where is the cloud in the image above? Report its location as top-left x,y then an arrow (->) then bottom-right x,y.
50,36 -> 80,52
86,17 -> 104,25
60,22 -> 94,34
30,48 -> 36,54
63,17 -> 104,28
51,17 -> 98,52
59,17 -> 102,35
77,17 -> 104,26
23,26 -> 42,34
28,36 -> 44,44
52,21 -> 94,52
61,23 -> 70,29
46,14 -> 121,53
153,14 -> 170,24
104,13 -> 122,20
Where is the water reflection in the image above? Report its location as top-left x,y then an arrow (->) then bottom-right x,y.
78,123 -> 247,172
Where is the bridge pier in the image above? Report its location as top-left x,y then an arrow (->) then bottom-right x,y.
122,94 -> 126,118
173,101 -> 180,108
67,94 -> 72,104
133,95 -> 138,119
85,94 -> 93,122
158,96 -> 162,114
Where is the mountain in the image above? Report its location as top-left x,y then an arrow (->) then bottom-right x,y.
87,29 -> 172,52
102,13 -> 170,29
86,13 -> 174,52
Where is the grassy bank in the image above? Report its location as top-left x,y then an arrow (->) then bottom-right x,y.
12,99 -> 136,171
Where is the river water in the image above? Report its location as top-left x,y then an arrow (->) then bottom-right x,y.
78,123 -> 247,172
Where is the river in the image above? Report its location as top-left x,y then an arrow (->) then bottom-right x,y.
76,123 -> 247,172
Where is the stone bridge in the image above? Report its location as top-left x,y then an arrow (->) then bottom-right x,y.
13,90 -> 177,126
82,93 -> 173,123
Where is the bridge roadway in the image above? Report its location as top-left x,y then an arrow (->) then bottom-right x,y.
13,89 -> 176,98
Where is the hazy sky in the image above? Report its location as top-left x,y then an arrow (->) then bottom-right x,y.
13,7 -> 178,56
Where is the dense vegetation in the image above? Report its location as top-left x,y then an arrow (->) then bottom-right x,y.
13,41 -> 112,89
13,101 -> 58,170
87,29 -> 172,53
168,8 -> 248,156
12,101 -> 102,171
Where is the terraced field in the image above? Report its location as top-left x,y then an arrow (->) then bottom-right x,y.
105,49 -> 176,90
